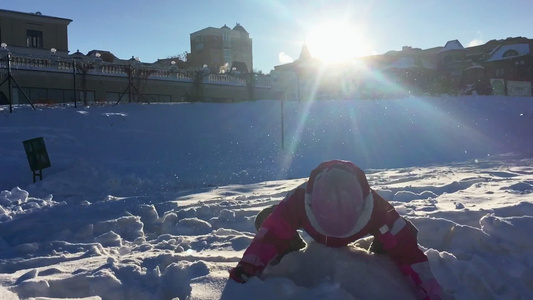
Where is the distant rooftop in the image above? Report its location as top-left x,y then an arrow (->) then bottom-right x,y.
486,44 -> 531,62
232,23 -> 248,34
438,40 -> 464,53
0,8 -> 72,23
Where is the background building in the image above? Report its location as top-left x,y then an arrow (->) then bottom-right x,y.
0,10 -> 270,106
188,23 -> 253,73
0,9 -> 71,56
1,8 -> 532,106
272,37 -> 533,99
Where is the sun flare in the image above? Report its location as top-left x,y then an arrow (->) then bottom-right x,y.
306,21 -> 371,63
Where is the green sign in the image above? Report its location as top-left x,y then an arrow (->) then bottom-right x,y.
23,137 -> 51,175
490,79 -> 505,95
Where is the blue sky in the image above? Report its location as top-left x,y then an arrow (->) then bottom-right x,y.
3,0 -> 533,72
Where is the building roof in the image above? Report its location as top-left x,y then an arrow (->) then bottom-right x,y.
438,40 -> 464,53
0,9 -> 72,23
299,43 -> 312,61
191,24 -> 249,37
86,50 -> 118,62
486,43 -> 531,62
233,23 -> 248,34
69,49 -> 85,60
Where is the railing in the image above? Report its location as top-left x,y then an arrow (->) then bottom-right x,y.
256,76 -> 271,88
10,55 -> 52,68
101,63 -> 126,74
207,74 -> 245,84
0,52 -> 271,88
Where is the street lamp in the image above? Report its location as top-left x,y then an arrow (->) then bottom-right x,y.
170,60 -> 177,75
49,48 -> 59,70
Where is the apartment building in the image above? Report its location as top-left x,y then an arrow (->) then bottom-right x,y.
189,23 -> 253,73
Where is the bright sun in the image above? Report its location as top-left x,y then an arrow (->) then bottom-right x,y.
306,21 -> 371,63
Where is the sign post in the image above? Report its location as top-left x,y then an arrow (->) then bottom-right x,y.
22,137 -> 51,182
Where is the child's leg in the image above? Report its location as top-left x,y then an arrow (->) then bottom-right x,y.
254,205 -> 278,231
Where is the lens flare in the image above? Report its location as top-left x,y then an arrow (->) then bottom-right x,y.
306,21 -> 372,63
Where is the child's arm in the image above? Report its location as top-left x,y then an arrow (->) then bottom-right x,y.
371,191 -> 442,300
230,187 -> 304,282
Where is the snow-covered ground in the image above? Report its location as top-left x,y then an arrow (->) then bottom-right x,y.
0,96 -> 532,300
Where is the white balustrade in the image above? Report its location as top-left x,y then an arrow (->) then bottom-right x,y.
1,53 -> 271,88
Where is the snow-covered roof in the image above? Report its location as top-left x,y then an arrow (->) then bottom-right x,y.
486,43 -> 531,62
438,40 -> 464,53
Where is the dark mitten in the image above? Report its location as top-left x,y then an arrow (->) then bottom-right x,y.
369,238 -> 387,254
229,262 -> 260,283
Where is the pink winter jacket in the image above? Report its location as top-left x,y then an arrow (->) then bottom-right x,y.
233,160 -> 441,299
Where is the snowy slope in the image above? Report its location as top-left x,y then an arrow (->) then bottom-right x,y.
0,96 -> 532,300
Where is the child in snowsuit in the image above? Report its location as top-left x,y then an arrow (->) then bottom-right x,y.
230,160 -> 442,300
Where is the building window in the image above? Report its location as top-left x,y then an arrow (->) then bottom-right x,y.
195,36 -> 204,43
195,43 -> 204,50
27,30 -> 43,48
495,67 -> 504,77
502,49 -> 519,58
224,49 -> 232,65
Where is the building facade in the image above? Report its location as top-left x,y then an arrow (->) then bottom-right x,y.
189,24 -> 253,73
0,9 -> 71,56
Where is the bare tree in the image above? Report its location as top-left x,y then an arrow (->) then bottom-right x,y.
244,71 -> 256,101
75,62 -> 94,106
117,64 -> 155,104
184,68 -> 207,102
